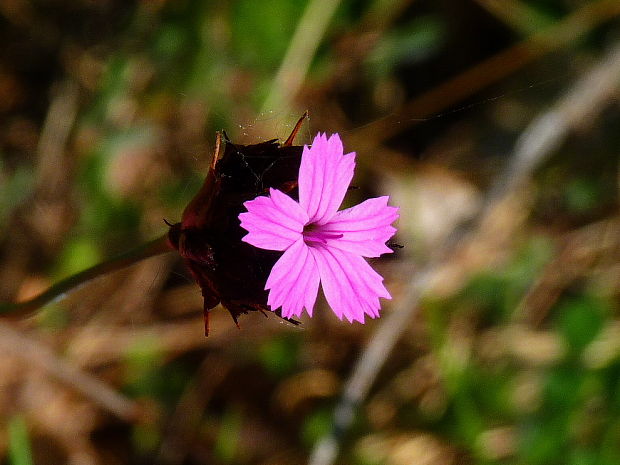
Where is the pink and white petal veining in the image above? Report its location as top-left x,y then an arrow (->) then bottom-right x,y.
266,239 -> 320,319
309,245 -> 384,323
343,251 -> 391,302
333,248 -> 391,318
267,188 -> 310,224
308,246 -> 354,322
318,196 -> 399,257
265,239 -> 307,314
298,133 -> 326,222
239,188 -> 308,251
292,251 -> 320,318
298,133 -> 356,225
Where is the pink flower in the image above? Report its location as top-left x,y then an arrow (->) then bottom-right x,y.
239,133 -> 399,323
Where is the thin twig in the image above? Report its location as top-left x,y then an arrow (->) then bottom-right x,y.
308,39 -> 620,465
0,322 -> 141,422
0,234 -> 172,318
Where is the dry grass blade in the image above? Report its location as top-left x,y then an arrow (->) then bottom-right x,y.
34,80 -> 79,197
517,217 -> 620,326
262,0 -> 342,114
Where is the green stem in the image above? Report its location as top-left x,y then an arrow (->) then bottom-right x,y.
0,234 -> 173,318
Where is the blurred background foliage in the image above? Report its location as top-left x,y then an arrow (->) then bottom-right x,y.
0,0 -> 619,464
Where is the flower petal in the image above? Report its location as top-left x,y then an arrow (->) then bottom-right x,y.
266,239 -> 320,318
240,188 -> 308,251
299,133 -> 356,225
318,196 -> 399,257
309,245 -> 390,323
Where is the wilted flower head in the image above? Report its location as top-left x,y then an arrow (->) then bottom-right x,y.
167,131 -> 306,335
240,133 -> 399,323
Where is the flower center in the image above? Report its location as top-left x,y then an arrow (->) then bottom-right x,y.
303,223 -> 343,245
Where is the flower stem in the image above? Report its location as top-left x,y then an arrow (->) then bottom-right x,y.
0,234 -> 173,318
